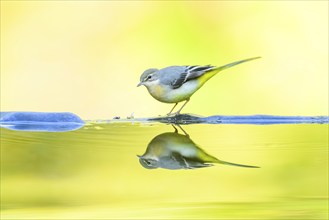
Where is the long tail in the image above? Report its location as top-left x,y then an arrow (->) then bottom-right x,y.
214,56 -> 261,72
198,56 -> 261,86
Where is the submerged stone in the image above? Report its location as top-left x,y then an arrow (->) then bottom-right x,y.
0,112 -> 84,132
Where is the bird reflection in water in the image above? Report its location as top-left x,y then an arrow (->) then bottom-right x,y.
138,125 -> 259,170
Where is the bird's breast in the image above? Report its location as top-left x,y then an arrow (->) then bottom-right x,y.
148,80 -> 201,103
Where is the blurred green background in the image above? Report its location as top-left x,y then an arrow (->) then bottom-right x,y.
1,1 -> 328,118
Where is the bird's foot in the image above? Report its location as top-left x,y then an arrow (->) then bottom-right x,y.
166,111 -> 181,117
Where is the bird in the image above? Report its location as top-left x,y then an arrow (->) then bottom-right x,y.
137,125 -> 259,170
137,57 -> 260,115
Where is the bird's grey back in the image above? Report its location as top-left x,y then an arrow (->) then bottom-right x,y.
157,65 -> 216,89
157,66 -> 187,86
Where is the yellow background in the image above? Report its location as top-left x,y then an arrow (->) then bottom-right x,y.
1,1 -> 328,119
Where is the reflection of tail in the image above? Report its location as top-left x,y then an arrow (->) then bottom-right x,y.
201,149 -> 260,168
216,159 -> 260,168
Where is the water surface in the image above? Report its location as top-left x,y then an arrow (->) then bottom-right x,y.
1,121 -> 328,219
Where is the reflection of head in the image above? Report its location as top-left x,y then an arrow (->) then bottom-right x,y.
138,157 -> 158,169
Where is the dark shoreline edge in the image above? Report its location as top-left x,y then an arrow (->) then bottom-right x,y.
146,114 -> 329,125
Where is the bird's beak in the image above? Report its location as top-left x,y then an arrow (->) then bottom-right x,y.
137,155 -> 142,158
137,82 -> 143,87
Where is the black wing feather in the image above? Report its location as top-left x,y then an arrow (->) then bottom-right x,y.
171,65 -> 215,89
172,72 -> 188,89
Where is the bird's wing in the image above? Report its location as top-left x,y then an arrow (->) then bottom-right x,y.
172,65 -> 216,89
159,57 -> 261,89
159,65 -> 215,89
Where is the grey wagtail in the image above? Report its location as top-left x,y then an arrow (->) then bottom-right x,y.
137,125 -> 259,170
137,57 -> 260,115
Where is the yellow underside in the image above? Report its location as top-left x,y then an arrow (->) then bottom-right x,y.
148,69 -> 220,104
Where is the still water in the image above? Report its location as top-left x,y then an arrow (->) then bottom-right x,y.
1,121 -> 328,219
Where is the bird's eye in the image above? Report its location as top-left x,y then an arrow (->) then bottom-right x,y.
146,75 -> 152,81
145,160 -> 151,165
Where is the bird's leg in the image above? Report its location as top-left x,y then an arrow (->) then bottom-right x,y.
174,98 -> 190,115
167,103 -> 178,116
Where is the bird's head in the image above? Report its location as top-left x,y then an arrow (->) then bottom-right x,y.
137,68 -> 159,87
